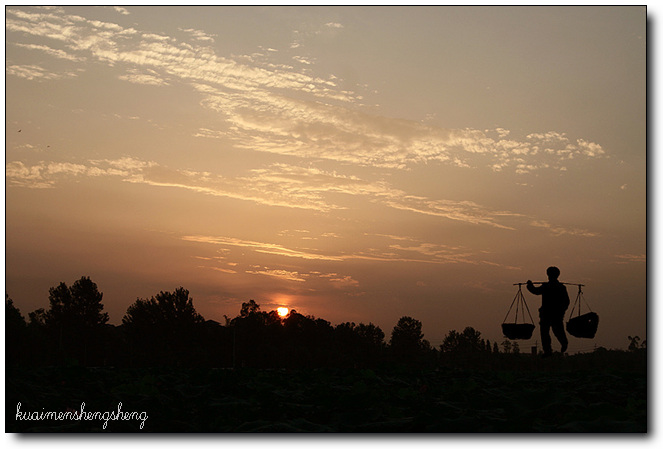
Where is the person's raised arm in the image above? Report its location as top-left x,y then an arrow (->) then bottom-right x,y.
526,280 -> 541,295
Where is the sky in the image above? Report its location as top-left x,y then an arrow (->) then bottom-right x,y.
3,5 -> 646,352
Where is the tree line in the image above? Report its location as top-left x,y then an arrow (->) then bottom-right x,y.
6,275 -> 638,369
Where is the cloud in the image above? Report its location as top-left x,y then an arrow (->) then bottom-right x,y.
182,235 -> 344,261
194,251 -> 360,288
529,220 -> 599,238
181,231 -> 522,269
198,95 -> 604,171
246,268 -> 308,283
526,131 -> 568,143
6,6 -> 606,175
614,254 -> 645,264
6,64 -> 78,81
113,6 -> 130,16
179,27 -> 216,43
382,195 -> 520,230
292,55 -> 313,65
118,68 -> 169,86
5,162 -> 55,188
202,266 -> 238,275
4,6 -> 605,240
5,160 -> 125,187
6,157 -> 597,238
13,42 -> 85,61
574,139 -> 605,157
6,7 -> 349,101
201,261 -> 361,290
327,275 -> 359,288
5,157 -> 162,188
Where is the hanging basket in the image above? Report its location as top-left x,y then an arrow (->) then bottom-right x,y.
501,284 -> 536,340
567,312 -> 599,338
502,323 -> 535,340
566,285 -> 599,339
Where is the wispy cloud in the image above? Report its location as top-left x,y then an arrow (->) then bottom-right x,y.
113,6 -> 130,16
13,42 -> 85,62
614,254 -> 646,264
246,268 -> 308,283
197,99 -> 604,171
529,220 -> 599,238
201,266 -> 238,275
6,157 -> 597,238
118,68 -> 169,86
195,254 -> 360,288
6,6 -> 606,175
179,27 -> 216,43
182,232 -> 521,270
6,64 -> 79,81
182,235 -> 343,261
6,7 -> 348,100
383,195 -> 520,230
5,160 -> 129,188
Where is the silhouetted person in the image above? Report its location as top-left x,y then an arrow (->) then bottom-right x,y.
527,266 -> 570,357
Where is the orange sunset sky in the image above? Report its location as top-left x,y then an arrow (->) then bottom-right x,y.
4,5 -> 646,352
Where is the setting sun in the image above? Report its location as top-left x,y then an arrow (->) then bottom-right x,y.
277,307 -> 289,317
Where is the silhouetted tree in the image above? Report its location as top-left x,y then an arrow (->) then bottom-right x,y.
200,319 -> 233,367
47,277 -> 109,329
6,296 -> 27,365
356,322 -> 385,347
6,295 -> 26,329
43,276 -> 109,364
28,308 -> 47,327
330,321 -> 386,367
390,316 -> 425,361
23,307 -> 55,365
124,287 -> 203,329
278,311 -> 336,367
440,327 -> 483,353
240,299 -> 261,317
122,287 -> 205,366
230,301 -> 284,368
440,329 -> 461,353
334,322 -> 359,364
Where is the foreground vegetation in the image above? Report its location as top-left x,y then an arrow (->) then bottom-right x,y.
6,276 -> 647,432
6,350 -> 646,432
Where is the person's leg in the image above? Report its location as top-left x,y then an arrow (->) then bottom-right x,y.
540,316 -> 552,355
552,319 -> 568,353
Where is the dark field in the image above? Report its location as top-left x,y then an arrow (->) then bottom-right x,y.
6,350 -> 646,433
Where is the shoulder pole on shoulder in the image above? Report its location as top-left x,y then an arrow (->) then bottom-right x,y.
514,282 -> 584,286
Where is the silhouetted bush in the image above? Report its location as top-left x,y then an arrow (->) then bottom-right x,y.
5,280 -> 648,374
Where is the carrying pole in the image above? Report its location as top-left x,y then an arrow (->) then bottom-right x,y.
514,282 -> 584,286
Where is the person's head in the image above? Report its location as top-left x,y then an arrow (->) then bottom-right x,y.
546,266 -> 560,280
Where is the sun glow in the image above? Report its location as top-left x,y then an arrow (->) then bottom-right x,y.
277,307 -> 289,317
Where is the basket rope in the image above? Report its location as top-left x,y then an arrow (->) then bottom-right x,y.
569,284 -> 593,317
502,284 -> 535,325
